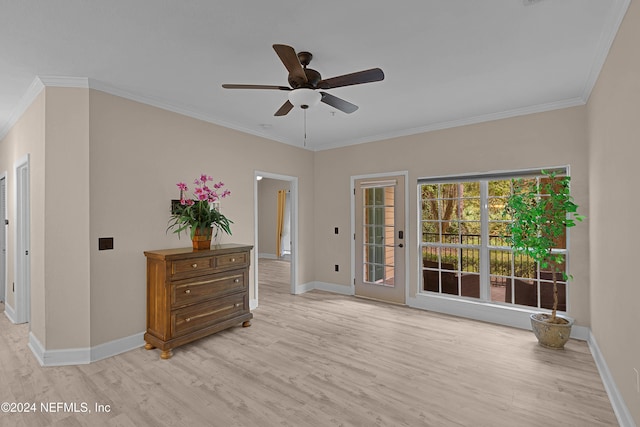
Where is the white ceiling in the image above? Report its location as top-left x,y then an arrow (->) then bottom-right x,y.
0,0 -> 629,151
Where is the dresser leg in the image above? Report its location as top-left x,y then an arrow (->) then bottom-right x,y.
160,349 -> 173,360
242,320 -> 251,327
144,343 -> 156,350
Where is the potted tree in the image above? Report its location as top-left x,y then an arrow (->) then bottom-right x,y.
504,170 -> 584,349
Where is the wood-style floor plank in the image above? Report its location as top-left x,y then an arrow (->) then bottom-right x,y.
0,259 -> 618,426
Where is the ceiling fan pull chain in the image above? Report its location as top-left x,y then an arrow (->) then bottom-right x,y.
304,109 -> 307,147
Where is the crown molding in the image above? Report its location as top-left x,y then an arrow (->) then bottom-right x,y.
87,79 -> 295,148
580,0 -> 631,102
0,77 -> 45,140
0,76 -> 90,140
38,76 -> 89,88
311,96 -> 586,152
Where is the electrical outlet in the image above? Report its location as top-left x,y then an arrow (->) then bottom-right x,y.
635,368 -> 639,393
334,264 -> 339,272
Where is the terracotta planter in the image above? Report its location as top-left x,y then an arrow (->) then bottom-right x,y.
530,313 -> 574,349
191,227 -> 212,250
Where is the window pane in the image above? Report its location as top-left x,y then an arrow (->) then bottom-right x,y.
513,278 -> 538,309
461,198 -> 480,220
440,248 -> 457,270
488,180 -> 511,197
441,183 -> 458,199
422,222 -> 439,242
488,197 -> 508,220
461,222 -> 481,244
461,248 -> 479,273
462,181 -> 480,196
491,275 -> 509,303
439,198 -> 458,221
488,222 -> 509,246
514,253 -> 535,278
490,250 -> 511,276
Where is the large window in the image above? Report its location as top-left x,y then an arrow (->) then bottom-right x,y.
420,169 -> 568,311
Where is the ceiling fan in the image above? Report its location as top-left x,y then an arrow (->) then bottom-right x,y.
222,44 -> 384,116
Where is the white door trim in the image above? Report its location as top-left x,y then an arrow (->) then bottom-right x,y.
351,171 -> 410,303
253,171 -> 299,308
14,154 -> 30,324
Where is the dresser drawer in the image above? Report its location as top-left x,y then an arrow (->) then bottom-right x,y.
172,293 -> 247,337
171,256 -> 214,278
213,251 -> 248,270
172,271 -> 245,308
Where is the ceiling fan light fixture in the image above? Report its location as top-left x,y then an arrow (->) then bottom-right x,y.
288,88 -> 321,109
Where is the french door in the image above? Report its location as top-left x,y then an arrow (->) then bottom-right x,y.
354,175 -> 406,304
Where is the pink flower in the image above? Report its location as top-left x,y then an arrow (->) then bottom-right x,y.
180,198 -> 187,206
221,189 -> 231,198
186,199 -> 194,206
214,182 -> 224,189
177,182 -> 188,192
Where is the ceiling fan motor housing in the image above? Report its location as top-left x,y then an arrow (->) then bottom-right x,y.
289,69 -> 321,89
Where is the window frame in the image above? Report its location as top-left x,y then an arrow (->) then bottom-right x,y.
418,166 -> 571,311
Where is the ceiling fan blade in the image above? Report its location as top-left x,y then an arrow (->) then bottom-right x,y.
222,84 -> 290,90
273,44 -> 307,84
274,100 -> 294,116
320,92 -> 358,114
318,68 -> 384,89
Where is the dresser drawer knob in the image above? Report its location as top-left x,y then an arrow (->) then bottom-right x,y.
185,317 -> 191,322
230,258 -> 236,262
234,278 -> 240,283
235,303 -> 241,308
191,263 -> 198,268
185,289 -> 191,294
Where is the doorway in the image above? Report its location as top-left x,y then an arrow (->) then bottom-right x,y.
353,173 -> 407,304
15,156 -> 30,324
254,172 -> 298,307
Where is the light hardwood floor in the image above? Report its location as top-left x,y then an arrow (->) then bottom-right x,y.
0,259 -> 618,426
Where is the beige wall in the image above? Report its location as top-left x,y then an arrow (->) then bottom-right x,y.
88,90 -> 314,345
588,0 -> 640,422
257,178 -> 289,257
44,87 -> 92,350
314,106 -> 591,324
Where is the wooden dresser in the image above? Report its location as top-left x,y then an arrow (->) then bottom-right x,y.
143,244 -> 253,359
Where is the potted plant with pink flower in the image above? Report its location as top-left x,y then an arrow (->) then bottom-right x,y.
167,174 -> 232,249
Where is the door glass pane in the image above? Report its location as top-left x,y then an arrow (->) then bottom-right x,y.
363,186 -> 395,286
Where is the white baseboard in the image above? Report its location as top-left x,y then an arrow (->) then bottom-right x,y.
28,331 -> 145,367
588,332 -> 636,427
308,281 -> 354,295
3,302 -> 17,323
295,281 -> 316,295
90,332 -> 145,363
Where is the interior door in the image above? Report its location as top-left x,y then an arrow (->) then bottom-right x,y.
0,175 -> 5,303
16,159 -> 30,323
354,175 -> 405,304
